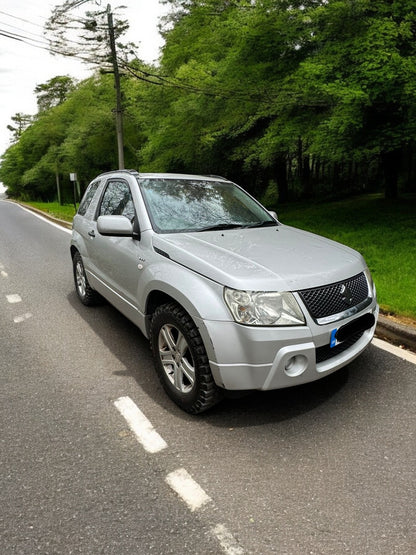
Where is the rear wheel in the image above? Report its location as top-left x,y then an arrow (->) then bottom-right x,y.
73,251 -> 100,306
150,303 -> 222,414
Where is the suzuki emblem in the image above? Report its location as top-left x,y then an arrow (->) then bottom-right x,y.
340,284 -> 354,306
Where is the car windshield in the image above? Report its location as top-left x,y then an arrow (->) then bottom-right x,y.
138,178 -> 276,233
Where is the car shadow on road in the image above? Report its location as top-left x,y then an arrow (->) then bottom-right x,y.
67,290 -> 360,425
66,291 -> 160,388
205,367 -> 350,427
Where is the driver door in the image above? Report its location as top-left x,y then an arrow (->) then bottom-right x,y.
91,178 -> 145,317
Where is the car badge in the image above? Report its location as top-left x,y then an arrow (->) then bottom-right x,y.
340,284 -> 354,305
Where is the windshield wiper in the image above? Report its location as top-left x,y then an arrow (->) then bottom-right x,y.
243,220 -> 278,228
197,223 -> 245,232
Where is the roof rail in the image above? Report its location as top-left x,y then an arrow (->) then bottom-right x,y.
204,174 -> 228,180
97,169 -> 139,178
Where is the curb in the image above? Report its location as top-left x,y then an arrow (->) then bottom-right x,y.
375,314 -> 416,354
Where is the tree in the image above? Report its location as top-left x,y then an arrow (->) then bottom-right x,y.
273,0 -> 416,199
6,113 -> 33,143
34,75 -> 76,112
150,0 -> 416,199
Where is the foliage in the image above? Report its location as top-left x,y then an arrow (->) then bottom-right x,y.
0,74 -> 134,200
6,113 -> 33,143
35,76 -> 76,112
22,201 -> 77,222
1,0 -> 416,203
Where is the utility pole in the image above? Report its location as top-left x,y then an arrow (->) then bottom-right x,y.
55,1 -> 125,170
107,4 -> 125,169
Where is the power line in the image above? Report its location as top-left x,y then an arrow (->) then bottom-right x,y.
0,17 -> 110,60
0,28 -> 50,48
0,19 -> 50,41
118,59 -> 268,103
0,9 -> 46,29
0,27 -> 103,66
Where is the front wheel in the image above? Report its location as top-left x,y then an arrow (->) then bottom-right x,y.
150,303 -> 222,414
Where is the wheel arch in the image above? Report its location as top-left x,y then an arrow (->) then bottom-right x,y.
70,245 -> 78,259
145,289 -> 178,336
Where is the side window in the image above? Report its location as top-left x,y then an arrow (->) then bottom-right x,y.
78,180 -> 100,216
98,180 -> 135,221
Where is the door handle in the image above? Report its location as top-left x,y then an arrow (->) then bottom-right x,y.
88,230 -> 95,238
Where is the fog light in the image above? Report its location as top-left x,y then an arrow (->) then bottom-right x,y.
284,355 -> 308,377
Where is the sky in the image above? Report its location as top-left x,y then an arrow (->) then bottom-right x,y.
0,0 -> 169,193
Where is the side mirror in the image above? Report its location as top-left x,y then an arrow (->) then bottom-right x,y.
268,210 -> 278,221
97,215 -> 133,237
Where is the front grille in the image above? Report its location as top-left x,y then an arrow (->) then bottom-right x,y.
316,331 -> 364,364
298,272 -> 368,320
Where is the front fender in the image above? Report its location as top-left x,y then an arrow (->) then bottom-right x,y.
139,258 -> 230,323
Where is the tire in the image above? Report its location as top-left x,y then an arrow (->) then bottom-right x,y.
73,251 -> 100,306
150,303 -> 222,414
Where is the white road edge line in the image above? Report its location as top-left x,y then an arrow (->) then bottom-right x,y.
165,468 -> 212,512
372,337 -> 416,365
211,524 -> 245,555
5,201 -> 72,235
114,396 -> 168,453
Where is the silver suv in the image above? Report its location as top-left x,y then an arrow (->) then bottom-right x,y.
71,170 -> 378,413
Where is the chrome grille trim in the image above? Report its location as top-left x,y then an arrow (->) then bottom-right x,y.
315,297 -> 373,325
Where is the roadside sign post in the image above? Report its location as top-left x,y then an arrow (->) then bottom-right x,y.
69,173 -> 78,210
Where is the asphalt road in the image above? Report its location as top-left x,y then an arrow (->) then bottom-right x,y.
1,201 -> 415,555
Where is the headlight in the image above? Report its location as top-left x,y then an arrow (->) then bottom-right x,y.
224,288 -> 305,326
364,267 -> 376,298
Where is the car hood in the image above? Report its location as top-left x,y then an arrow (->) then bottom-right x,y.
152,225 -> 365,291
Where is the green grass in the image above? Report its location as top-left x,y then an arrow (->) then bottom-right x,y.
24,201 -> 77,222
276,194 -> 416,322
25,195 -> 416,321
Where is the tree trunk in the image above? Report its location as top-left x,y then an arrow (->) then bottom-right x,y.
275,156 -> 288,203
381,149 -> 401,199
302,154 -> 312,197
55,171 -> 61,205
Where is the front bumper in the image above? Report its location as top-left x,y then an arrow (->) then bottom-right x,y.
197,300 -> 379,391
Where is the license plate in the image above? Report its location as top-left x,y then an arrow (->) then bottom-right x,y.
330,328 -> 338,348
330,313 -> 375,348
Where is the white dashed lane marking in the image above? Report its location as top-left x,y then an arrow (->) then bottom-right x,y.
6,294 -> 22,304
114,396 -> 168,453
165,467 -> 212,512
3,285 -> 31,324
113,396 -> 245,554
211,524 -> 245,555
14,313 -> 33,323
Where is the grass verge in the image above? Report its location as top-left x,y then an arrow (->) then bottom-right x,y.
24,201 -> 77,222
